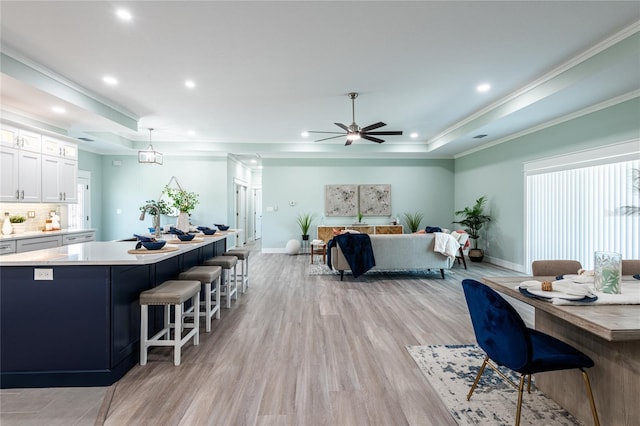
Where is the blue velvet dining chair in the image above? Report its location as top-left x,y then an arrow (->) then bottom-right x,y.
461,279 -> 600,426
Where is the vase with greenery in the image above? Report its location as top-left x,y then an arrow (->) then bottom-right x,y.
453,195 -> 492,262
165,186 -> 199,232
296,213 -> 315,240
402,212 -> 424,233
139,199 -> 172,216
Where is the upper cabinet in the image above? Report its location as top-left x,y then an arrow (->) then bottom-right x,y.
41,136 -> 78,203
0,124 -> 77,203
0,125 -> 42,202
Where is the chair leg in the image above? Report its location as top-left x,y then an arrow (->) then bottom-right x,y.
458,246 -> 467,269
515,375 -> 525,426
581,369 -> 600,426
467,356 -> 489,401
527,374 -> 531,393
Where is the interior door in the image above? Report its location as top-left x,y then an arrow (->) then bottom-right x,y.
254,188 -> 262,240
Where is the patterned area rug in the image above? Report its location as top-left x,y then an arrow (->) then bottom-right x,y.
407,344 -> 581,426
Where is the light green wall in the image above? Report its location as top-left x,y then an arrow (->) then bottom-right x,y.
454,97 -> 640,270
78,150 -> 104,240
262,158 -> 455,250
87,155 -> 229,241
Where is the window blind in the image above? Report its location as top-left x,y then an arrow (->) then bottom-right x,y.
525,143 -> 639,271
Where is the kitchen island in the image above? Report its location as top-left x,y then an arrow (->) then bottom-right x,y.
0,232 -> 234,388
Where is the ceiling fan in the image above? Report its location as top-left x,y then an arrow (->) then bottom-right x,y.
307,92 -> 403,145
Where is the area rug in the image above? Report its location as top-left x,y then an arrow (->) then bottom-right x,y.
406,344 -> 581,426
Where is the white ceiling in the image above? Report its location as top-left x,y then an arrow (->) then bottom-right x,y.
1,1 -> 639,165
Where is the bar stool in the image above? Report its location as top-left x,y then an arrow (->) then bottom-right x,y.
224,248 -> 250,293
203,255 -> 238,308
139,280 -> 200,366
178,265 -> 221,332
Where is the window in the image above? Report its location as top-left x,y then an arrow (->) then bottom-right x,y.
525,140 -> 639,270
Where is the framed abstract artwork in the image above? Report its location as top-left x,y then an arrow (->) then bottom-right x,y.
325,185 -> 358,216
358,184 -> 391,216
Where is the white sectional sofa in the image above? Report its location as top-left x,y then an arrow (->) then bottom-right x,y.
330,233 -> 455,280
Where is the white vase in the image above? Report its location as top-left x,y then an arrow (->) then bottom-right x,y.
176,212 -> 190,233
11,223 -> 25,234
2,217 -> 12,235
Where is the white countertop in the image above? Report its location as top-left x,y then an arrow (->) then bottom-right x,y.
0,228 -> 96,241
0,231 -> 235,266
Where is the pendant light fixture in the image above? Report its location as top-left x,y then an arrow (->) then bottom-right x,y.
138,128 -> 163,165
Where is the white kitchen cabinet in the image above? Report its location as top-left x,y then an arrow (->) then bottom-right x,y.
0,145 -> 42,202
41,155 -> 77,203
16,235 -> 62,253
62,231 -> 95,245
42,136 -> 78,160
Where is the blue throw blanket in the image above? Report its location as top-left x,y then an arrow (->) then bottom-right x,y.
327,233 -> 376,278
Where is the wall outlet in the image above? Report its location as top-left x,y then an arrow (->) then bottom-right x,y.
34,268 -> 53,280
27,211 -> 36,218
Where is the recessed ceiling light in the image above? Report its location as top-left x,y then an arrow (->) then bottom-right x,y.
476,83 -> 491,93
52,106 -> 66,114
250,159 -> 257,164
103,76 -> 118,86
187,130 -> 196,136
301,131 -> 309,138
185,80 -> 196,89
116,9 -> 132,21
410,132 -> 418,138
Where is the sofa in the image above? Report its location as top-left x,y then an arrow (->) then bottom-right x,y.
330,233 -> 456,280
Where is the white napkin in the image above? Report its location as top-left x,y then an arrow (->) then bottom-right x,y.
559,274 -> 594,284
518,280 -> 595,297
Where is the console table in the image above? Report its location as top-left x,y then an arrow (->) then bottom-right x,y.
317,224 -> 403,243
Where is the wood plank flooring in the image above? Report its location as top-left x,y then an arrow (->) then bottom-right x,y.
0,245 -> 528,426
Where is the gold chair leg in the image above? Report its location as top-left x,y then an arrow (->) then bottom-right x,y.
467,356 -> 489,401
515,375 -> 525,426
581,369 -> 600,426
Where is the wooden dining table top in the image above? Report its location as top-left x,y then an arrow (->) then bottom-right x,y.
481,276 -> 640,342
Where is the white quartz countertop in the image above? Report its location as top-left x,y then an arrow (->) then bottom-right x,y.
0,232 -> 235,266
0,228 -> 96,241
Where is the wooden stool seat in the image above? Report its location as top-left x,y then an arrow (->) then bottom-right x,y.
203,256 -> 238,308
225,248 -> 250,293
179,266 -> 222,332
139,280 -> 200,366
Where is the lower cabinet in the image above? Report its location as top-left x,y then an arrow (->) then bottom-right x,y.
16,235 -> 62,253
63,231 -> 95,245
0,240 -> 16,255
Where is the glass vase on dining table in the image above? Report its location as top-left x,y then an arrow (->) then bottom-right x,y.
594,251 -> 622,294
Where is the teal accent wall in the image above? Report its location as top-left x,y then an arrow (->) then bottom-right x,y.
454,97 -> 640,270
262,158 -> 455,250
78,150 -> 104,240
94,155 -> 228,241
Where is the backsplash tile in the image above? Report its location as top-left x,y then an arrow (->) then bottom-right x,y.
0,203 -> 68,233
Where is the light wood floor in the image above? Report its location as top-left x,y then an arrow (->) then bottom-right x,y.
0,245 -> 527,426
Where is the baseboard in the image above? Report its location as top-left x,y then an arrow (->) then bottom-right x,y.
484,255 -> 526,273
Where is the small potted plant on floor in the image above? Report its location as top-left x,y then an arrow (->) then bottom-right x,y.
9,215 -> 27,234
296,213 -> 315,241
453,196 -> 492,262
402,212 -> 424,233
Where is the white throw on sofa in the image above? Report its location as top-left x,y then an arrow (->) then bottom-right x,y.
330,233 -> 455,280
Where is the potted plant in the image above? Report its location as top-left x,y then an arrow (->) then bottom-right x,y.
165,186 -> 199,232
139,199 -> 172,216
402,212 -> 424,233
9,215 -> 26,234
296,213 -> 315,240
453,195 -> 492,262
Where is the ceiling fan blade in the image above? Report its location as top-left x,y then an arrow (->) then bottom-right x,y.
361,122 -> 386,132
344,138 -> 353,146
334,122 -> 349,131
314,134 -> 347,142
361,135 -> 385,144
364,130 -> 403,136
307,131 -> 346,134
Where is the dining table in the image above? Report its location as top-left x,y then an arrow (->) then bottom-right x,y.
481,275 -> 640,426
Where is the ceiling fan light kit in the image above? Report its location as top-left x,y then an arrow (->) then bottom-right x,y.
308,92 -> 403,146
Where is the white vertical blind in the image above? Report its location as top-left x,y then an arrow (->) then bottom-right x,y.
526,145 -> 639,270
